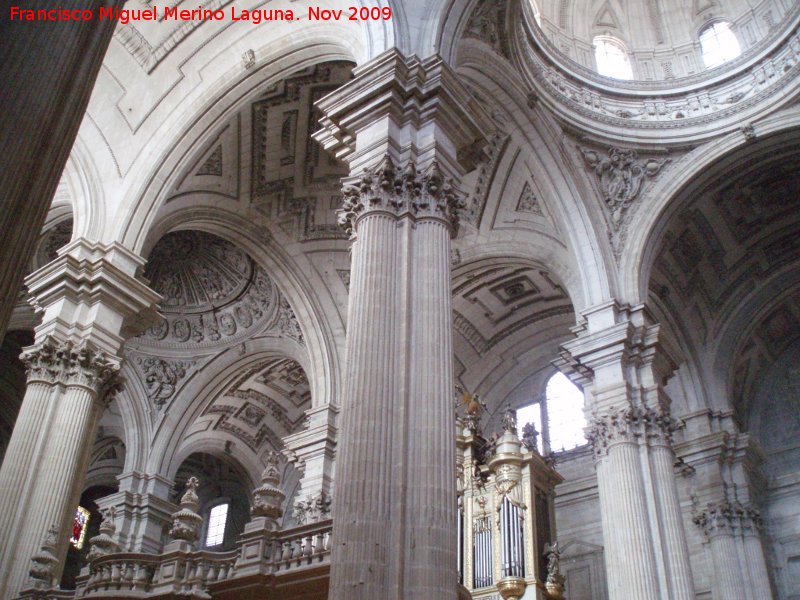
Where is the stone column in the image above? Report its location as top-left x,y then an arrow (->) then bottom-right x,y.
676,419 -> 775,600
0,0 -> 124,339
313,50 -> 493,599
555,302 -> 696,600
0,239 -> 160,598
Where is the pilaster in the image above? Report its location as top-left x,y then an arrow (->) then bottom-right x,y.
95,472 -> 177,554
314,49 -> 493,600
675,416 -> 775,600
554,302 -> 695,600
282,404 -> 338,523
0,239 -> 160,598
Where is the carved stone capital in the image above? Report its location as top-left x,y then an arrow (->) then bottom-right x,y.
338,156 -> 465,237
587,405 -> 681,459
692,500 -> 763,539
20,336 -> 120,399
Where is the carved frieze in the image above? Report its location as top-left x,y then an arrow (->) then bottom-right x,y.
338,156 -> 466,237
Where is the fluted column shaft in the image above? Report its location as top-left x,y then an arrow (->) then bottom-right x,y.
0,342 -> 118,598
649,441 -> 695,599
708,532 -> 746,600
329,158 -> 460,600
596,441 -> 660,599
0,240 -> 159,598
557,304 -> 697,600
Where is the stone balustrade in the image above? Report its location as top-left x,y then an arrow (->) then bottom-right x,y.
68,519 -> 332,599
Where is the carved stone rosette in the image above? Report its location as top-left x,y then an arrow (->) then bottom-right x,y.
338,155 -> 465,238
586,405 -> 682,459
20,336 -> 120,399
251,451 -> 285,521
693,500 -> 764,539
169,477 -> 203,543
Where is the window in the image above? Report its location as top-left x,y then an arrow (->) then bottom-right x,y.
699,22 -> 741,68
516,372 -> 587,454
70,506 -> 91,549
593,37 -> 634,80
205,503 -> 229,547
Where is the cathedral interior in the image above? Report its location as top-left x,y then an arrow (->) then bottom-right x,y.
1,0 -> 799,599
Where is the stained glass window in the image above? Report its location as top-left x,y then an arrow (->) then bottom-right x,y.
205,503 -> 229,547
70,506 -> 91,550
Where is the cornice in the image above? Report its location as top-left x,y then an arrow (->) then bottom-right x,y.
511,0 -> 800,144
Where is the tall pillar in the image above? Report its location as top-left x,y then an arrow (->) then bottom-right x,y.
676,415 -> 775,600
555,302 -> 696,600
313,49 -> 493,599
0,239 -> 160,598
0,0 -> 124,339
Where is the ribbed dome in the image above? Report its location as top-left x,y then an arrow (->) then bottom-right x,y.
146,231 -> 252,312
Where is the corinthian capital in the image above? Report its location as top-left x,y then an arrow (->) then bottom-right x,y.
587,405 -> 682,459
692,500 -> 763,539
21,336 -> 120,396
338,156 -> 465,237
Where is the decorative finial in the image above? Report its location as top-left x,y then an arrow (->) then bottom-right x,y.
169,477 -> 203,543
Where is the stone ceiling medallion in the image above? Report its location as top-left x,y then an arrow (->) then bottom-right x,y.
579,145 -> 669,256
134,231 -> 282,349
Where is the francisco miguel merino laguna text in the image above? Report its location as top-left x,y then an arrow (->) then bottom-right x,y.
8,5 -> 393,23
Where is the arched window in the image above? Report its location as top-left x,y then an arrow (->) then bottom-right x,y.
517,372 -> 587,454
593,36 -> 634,80
205,502 -> 229,547
699,21 -> 741,68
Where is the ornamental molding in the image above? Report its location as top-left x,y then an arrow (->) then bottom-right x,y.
132,231 -> 304,349
338,156 -> 466,238
692,500 -> 763,539
586,405 -> 683,459
21,336 -> 120,398
129,354 -> 196,410
514,1 -> 800,143
293,491 -> 332,525
579,145 -> 669,235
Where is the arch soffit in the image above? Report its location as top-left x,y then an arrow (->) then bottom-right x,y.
148,341 -> 310,480
140,210 -> 342,410
77,18 -> 383,246
621,106 -> 800,303
454,53 -> 616,309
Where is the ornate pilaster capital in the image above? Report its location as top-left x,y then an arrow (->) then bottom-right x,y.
692,500 -> 763,539
587,405 -> 682,459
20,336 -> 120,399
338,155 -> 465,237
